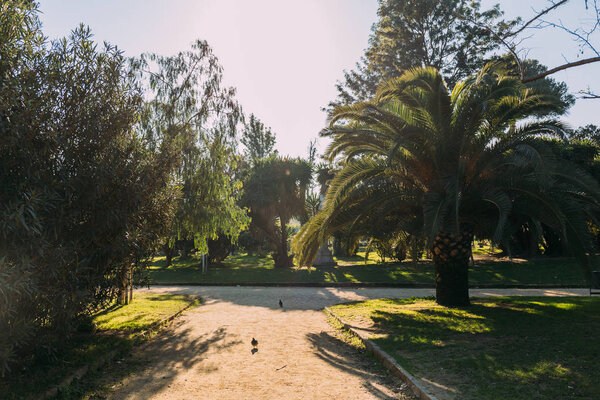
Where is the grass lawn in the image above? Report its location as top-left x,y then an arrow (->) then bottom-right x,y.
147,252 -> 589,286
1,292 -> 198,400
329,297 -> 600,399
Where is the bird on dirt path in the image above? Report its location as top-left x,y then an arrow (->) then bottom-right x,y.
251,337 -> 258,347
279,299 -> 283,308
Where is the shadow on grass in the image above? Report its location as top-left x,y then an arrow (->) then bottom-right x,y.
335,254 -> 367,262
141,293 -> 192,302
355,297 -> 600,399
148,252 -> 589,286
0,333 -> 129,400
150,255 -> 203,270
92,302 -> 125,318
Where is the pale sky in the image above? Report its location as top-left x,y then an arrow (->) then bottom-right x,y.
38,0 -> 599,158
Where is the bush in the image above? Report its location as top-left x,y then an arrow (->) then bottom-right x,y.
0,2 -> 176,375
207,234 -> 233,264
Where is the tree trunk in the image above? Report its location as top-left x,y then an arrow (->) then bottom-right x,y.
163,241 -> 174,266
128,265 -> 133,303
273,218 -> 294,267
117,268 -> 128,305
432,231 -> 472,307
117,264 -> 133,305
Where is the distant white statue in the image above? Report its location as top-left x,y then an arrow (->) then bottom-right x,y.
312,193 -> 337,267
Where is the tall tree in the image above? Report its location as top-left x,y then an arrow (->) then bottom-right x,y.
294,63 -> 600,306
330,0 -> 516,109
242,158 -> 312,267
241,113 -> 277,162
134,41 -> 249,263
504,57 -> 574,117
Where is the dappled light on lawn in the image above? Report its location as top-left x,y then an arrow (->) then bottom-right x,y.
330,297 -> 600,399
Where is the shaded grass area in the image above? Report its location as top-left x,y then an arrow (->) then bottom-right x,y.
329,297 -> 600,400
148,252 -> 589,286
1,292 -> 197,400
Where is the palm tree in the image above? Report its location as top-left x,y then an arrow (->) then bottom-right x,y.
293,63 -> 600,306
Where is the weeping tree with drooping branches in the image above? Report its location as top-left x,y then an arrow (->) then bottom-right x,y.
133,40 -> 250,266
293,62 -> 600,306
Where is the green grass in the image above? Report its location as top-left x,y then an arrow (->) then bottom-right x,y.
1,292 -> 197,400
147,252 -> 589,286
94,292 -> 199,331
329,297 -> 600,399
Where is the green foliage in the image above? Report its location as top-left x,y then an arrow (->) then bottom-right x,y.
571,124 -> 600,145
330,0 -> 517,109
134,41 -> 249,255
0,292 -> 195,399
0,2 -> 177,375
206,234 -> 233,264
241,113 -> 277,162
236,230 -> 270,256
294,63 -> 600,280
494,54 -> 575,116
242,157 -> 312,267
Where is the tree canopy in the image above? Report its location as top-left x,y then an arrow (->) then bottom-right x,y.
241,113 -> 278,162
242,157 -> 312,267
295,62 -> 600,306
133,41 -> 250,259
329,0 -> 517,109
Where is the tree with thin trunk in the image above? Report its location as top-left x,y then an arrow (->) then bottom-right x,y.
293,63 -> 600,306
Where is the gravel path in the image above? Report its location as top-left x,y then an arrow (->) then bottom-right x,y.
107,286 -> 586,400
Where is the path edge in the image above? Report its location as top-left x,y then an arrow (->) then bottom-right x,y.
41,297 -> 200,400
324,307 -> 440,400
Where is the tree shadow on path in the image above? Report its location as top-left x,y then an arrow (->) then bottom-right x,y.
306,331 -> 416,400
90,319 -> 241,399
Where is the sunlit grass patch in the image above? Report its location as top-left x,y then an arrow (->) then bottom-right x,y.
147,251 -> 590,286
93,292 -> 199,331
330,297 -> 600,399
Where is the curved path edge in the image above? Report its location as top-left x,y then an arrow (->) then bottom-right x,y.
325,307 -> 439,400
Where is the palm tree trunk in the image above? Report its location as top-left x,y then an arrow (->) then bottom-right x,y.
432,231 -> 472,307
272,218 -> 294,267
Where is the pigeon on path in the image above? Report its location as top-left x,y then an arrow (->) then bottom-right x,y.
251,337 -> 258,348
279,299 -> 283,308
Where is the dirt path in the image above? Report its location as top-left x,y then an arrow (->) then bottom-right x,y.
107,287 -> 586,400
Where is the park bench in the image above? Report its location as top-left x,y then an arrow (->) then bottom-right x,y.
592,270 -> 600,295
